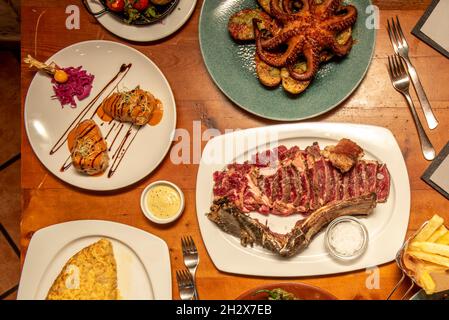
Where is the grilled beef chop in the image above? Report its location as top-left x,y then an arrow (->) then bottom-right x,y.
207,140 -> 390,257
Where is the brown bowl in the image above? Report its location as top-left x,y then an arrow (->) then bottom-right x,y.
236,282 -> 338,300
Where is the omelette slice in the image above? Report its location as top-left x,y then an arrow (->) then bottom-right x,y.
46,239 -> 119,300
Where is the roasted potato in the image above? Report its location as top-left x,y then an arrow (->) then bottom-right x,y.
280,62 -> 310,94
228,9 -> 278,41
256,54 -> 281,87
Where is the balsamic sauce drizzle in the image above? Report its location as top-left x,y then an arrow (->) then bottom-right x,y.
50,63 -> 132,155
108,126 -> 142,178
60,155 -> 72,172
109,123 -> 124,152
104,122 -> 117,140
112,124 -> 133,160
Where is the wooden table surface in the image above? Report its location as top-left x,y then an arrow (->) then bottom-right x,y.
21,0 -> 449,300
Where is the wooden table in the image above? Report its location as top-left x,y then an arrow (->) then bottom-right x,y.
21,0 -> 449,300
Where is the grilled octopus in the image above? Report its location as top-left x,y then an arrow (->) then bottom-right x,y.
67,119 -> 109,175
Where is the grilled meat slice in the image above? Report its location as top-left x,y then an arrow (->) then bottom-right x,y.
207,194 -> 377,257
68,119 -> 109,175
212,140 -> 390,217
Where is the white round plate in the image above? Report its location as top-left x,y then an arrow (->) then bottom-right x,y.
85,0 -> 197,42
24,40 -> 176,191
17,220 -> 172,300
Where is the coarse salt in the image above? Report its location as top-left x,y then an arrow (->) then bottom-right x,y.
329,221 -> 364,256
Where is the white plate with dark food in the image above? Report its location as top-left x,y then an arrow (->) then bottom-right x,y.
84,0 -> 197,42
17,220 -> 171,300
196,123 -> 410,277
24,40 -> 176,191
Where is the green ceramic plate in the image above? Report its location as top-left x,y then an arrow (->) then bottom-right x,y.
199,0 -> 376,121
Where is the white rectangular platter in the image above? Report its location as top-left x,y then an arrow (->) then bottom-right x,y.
17,220 -> 171,300
196,123 -> 410,277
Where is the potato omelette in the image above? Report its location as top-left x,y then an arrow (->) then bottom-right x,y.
46,238 -> 119,300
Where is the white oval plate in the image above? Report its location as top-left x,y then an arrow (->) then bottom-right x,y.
17,220 -> 171,300
85,0 -> 197,42
196,123 -> 411,277
24,40 -> 176,191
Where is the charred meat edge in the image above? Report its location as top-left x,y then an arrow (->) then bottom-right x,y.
207,193 -> 377,257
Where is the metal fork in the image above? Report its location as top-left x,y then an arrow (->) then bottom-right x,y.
176,269 -> 195,300
387,55 -> 435,161
181,236 -> 199,300
387,16 -> 438,130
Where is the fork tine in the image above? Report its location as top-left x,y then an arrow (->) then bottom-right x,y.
390,55 -> 398,78
176,270 -> 183,286
395,16 -> 408,48
181,270 -> 193,285
178,270 -> 186,286
188,236 -> 197,253
392,55 -> 401,77
391,18 -> 402,50
387,20 -> 399,54
183,236 -> 191,252
386,20 -> 399,54
395,55 -> 403,75
387,56 -> 394,79
181,237 -> 185,253
397,56 -> 406,74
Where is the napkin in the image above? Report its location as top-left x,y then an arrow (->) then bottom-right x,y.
412,0 -> 449,59
422,141 -> 449,200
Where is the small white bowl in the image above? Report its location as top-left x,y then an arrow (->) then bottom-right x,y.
140,180 -> 185,224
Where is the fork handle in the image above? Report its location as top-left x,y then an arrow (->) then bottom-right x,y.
188,267 -> 199,300
402,58 -> 438,130
403,92 -> 436,160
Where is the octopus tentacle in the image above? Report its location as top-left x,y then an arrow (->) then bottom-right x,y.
323,5 -> 358,31
283,0 -> 311,14
261,29 -> 301,49
270,0 -> 296,23
314,0 -> 341,16
255,20 -> 305,67
288,43 -> 320,81
327,34 -> 353,56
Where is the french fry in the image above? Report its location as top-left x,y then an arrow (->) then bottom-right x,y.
410,242 -> 449,258
413,215 -> 444,242
437,232 -> 449,245
428,225 -> 448,243
408,251 -> 449,268
417,271 -> 436,295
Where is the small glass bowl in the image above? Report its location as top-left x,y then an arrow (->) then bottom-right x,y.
325,216 -> 369,261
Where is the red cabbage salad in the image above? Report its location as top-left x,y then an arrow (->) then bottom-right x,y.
51,66 -> 94,107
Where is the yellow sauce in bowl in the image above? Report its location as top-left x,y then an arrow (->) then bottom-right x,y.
146,185 -> 181,219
